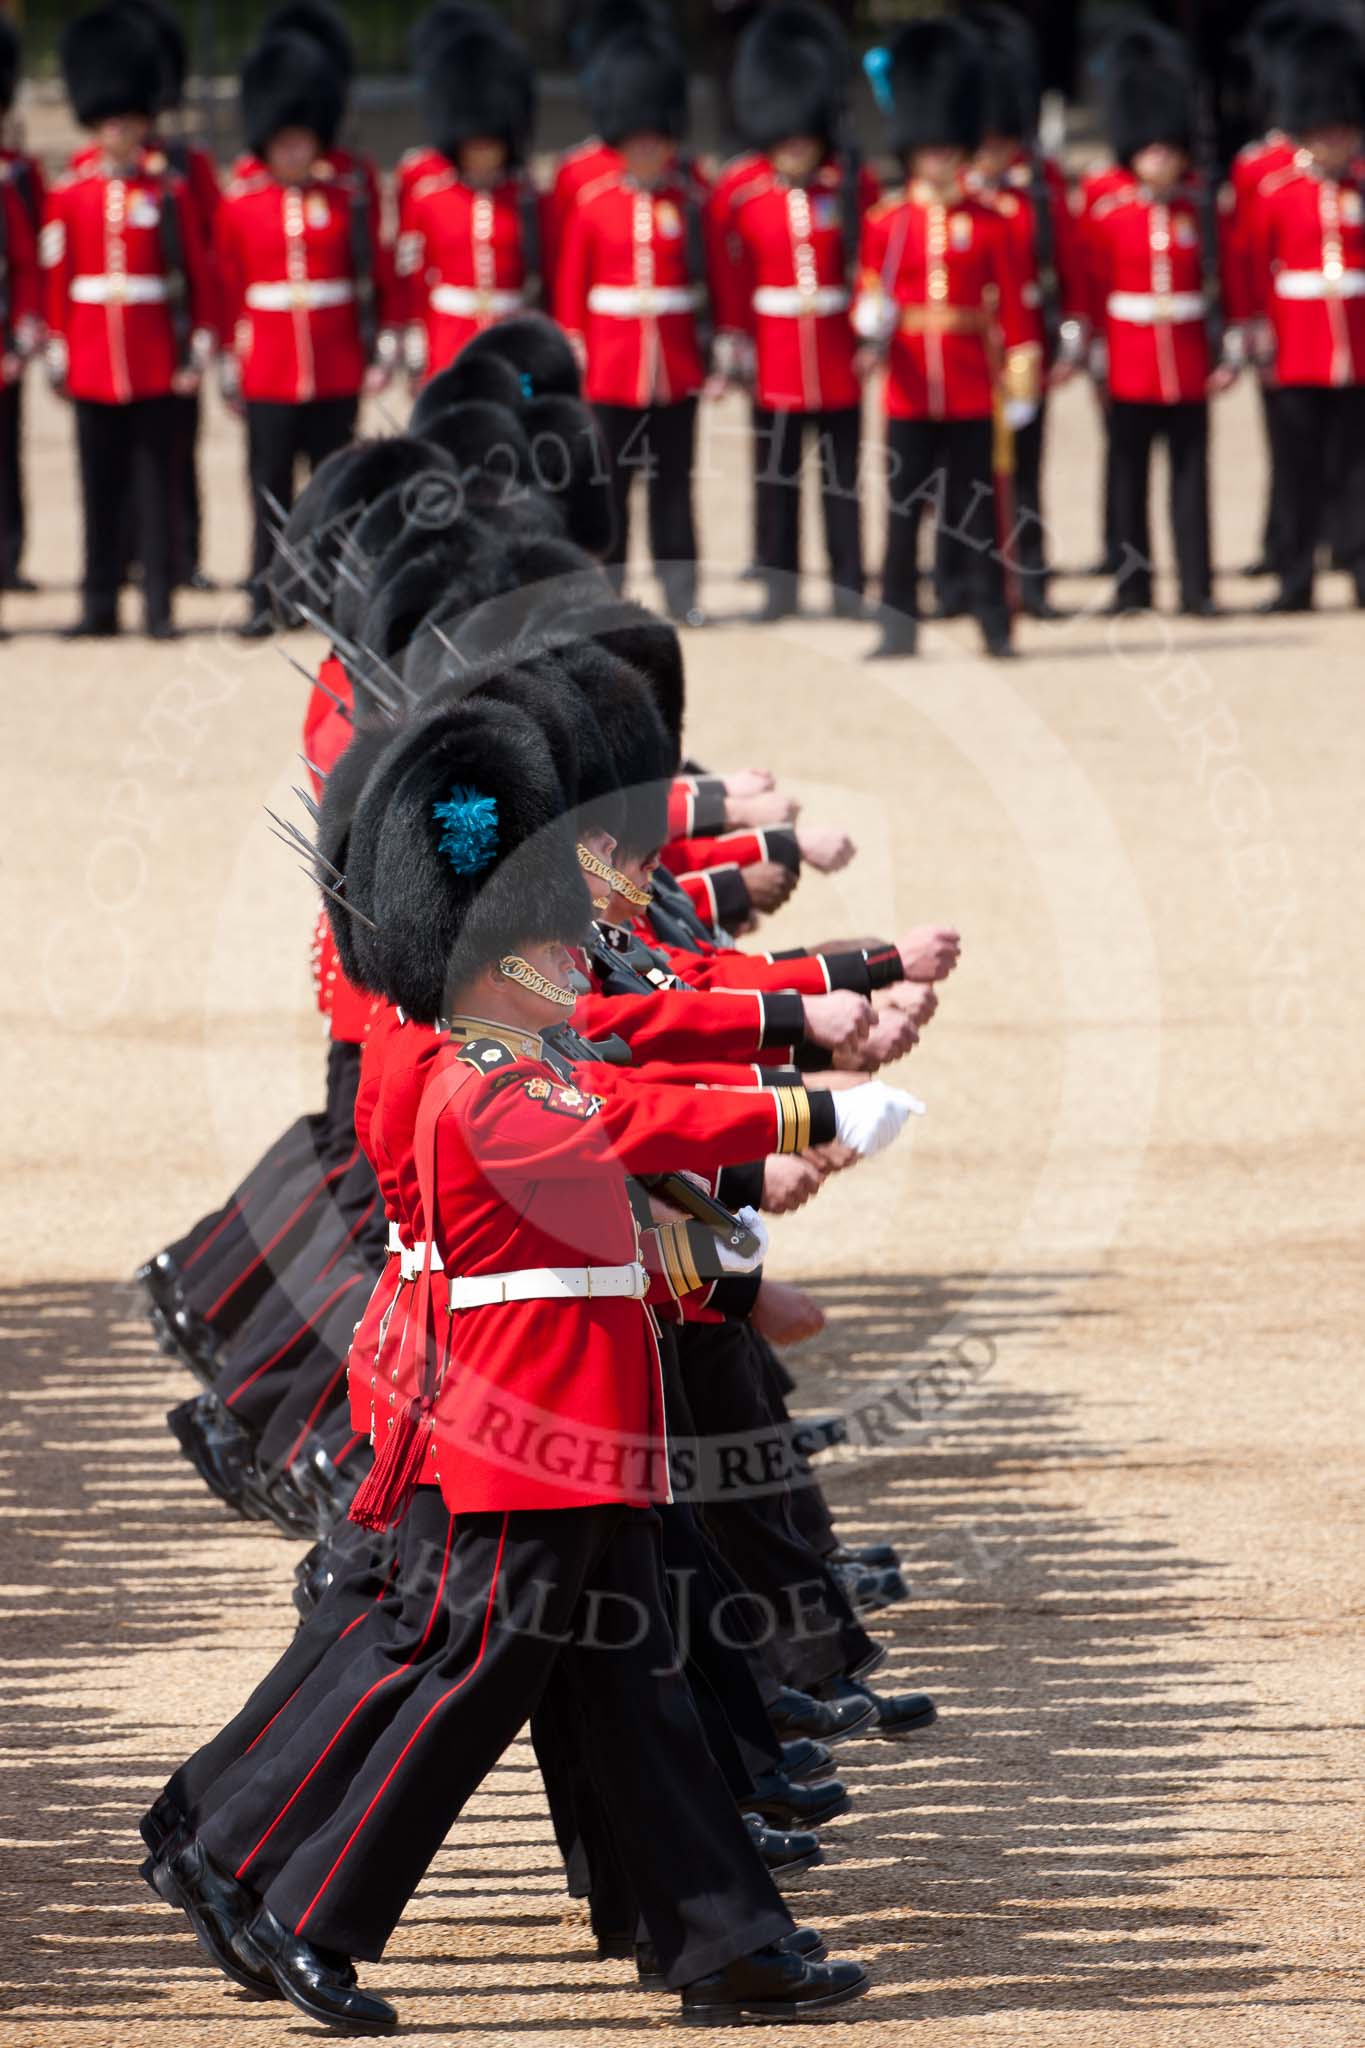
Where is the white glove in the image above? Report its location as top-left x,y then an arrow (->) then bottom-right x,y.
1003,398 -> 1038,431
852,292 -> 897,345
833,1082 -> 925,1159
715,1205 -> 770,1275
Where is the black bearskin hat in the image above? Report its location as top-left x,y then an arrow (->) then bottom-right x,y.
266,436 -> 456,621
262,0 -> 354,82
417,399 -> 534,488
0,17 -> 20,115
521,394 -> 616,558
1272,15 -> 1365,135
352,700 -> 593,1020
61,5 -> 162,126
459,312 -> 584,399
410,0 -> 500,70
732,1 -> 850,153
1105,54 -> 1196,162
567,0 -> 676,72
465,657 -> 625,844
519,596 -> 685,760
241,31 -> 346,157
583,27 -> 688,146
408,351 -> 527,432
423,15 -> 536,164
565,647 -> 675,855
886,16 -> 989,157
961,1 -> 1041,141
109,0 -> 186,112
315,724 -> 395,988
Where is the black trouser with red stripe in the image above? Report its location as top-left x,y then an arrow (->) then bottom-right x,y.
1108,398 -> 1211,610
881,414 -> 1008,642
74,395 -> 179,630
198,1500 -> 792,1978
245,395 -> 358,606
1273,382 -> 1365,605
752,404 -> 863,603
594,397 -> 699,619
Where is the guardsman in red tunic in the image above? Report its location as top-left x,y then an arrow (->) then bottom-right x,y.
554,26 -> 717,626
44,6 -> 214,639
217,31 -> 397,636
854,17 -> 1041,659
146,697 -> 884,2031
397,12 -> 542,388
0,18 -> 44,594
1084,46 -> 1241,616
961,1 -> 1087,618
1250,18 -> 1365,611
711,1 -> 876,623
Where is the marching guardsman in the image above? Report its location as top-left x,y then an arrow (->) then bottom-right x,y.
1084,42 -> 1240,617
547,0 -> 677,294
0,16 -> 43,596
217,31 -> 398,637
854,16 -> 1041,660
44,4 -> 214,640
1250,14 -> 1365,611
710,0 -> 877,623
397,10 -> 542,387
961,1 -> 1087,619
554,23 -> 718,626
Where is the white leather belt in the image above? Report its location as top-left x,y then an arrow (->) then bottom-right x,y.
70,274 -> 167,304
752,284 -> 850,318
1274,268 -> 1365,300
446,1262 -> 648,1309
398,1240 -> 444,1280
588,284 -> 700,318
430,283 -> 524,317
246,279 -> 356,311
1107,290 -> 1207,325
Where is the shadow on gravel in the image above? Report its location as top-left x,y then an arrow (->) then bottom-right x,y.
0,1272 -> 1302,2029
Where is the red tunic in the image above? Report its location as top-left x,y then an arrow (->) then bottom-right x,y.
967,151 -> 1087,354
215,163 -> 394,402
855,180 -> 1040,421
1252,159 -> 1365,388
0,167 -> 41,373
40,160 -> 214,403
1223,133 -> 1297,327
545,137 -> 621,295
710,153 -> 879,412
554,164 -> 714,406
1085,181 -> 1217,404
398,166 -> 540,378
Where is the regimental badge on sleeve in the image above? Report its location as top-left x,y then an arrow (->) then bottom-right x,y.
527,1079 -> 603,1119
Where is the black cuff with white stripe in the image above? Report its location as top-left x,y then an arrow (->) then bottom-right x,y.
706,863 -> 752,931
759,992 -> 806,1048
689,777 -> 729,835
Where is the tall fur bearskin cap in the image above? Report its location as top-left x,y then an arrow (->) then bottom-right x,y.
732,1 -> 851,152
519,394 -> 616,558
567,0 -> 676,72
107,0 -> 185,112
961,1 -> 1041,141
518,596 -> 685,761
409,351 -> 527,432
0,17 -> 20,115
886,15 -> 988,157
314,724 -> 395,989
1271,13 -> 1365,135
561,644 -> 675,856
266,437 -> 457,623
416,399 -> 534,490
423,14 -> 536,164
410,0 -> 500,70
241,31 -> 346,156
349,700 -> 593,1020
262,0 -> 354,82
583,27 -> 689,146
459,313 -> 585,399
61,5 -> 163,126
1104,49 -> 1195,162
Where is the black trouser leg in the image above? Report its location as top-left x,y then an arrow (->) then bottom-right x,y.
816,404 -> 864,600
129,394 -> 177,629
591,401 -> 643,587
752,405 -> 801,605
1164,399 -> 1212,608
1270,384 -> 1327,605
646,395 -> 699,617
245,400 -> 305,600
0,380 -> 21,581
298,394 -> 359,478
74,399 -> 133,625
248,1506 -> 790,1980
1011,399 -> 1049,606
882,415 -> 939,621
1108,399 -> 1157,607
943,416 -> 1007,643
170,387 -> 201,586
1258,381 -> 1289,573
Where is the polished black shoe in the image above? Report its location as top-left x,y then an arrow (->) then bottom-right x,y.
778,1736 -> 834,1784
1020,594 -> 1069,621
744,1813 -> 824,1879
290,1436 -> 360,1537
1257,590 -> 1313,614
145,618 -> 181,641
1179,597 -> 1222,618
1103,594 -> 1152,616
151,1837 -> 278,1997
235,1909 -> 395,2033
167,1302 -> 223,1384
830,588 -> 869,620
746,1770 -> 848,1829
768,1686 -> 877,1746
136,1249 -> 184,1317
751,590 -> 798,623
236,610 -> 275,639
61,614 -> 120,639
681,1947 -> 868,2024
1240,555 -> 1274,578
822,1674 -> 937,1735
4,570 -> 37,593
864,620 -> 918,660
836,1562 -> 909,1614
636,1925 -> 825,1991
185,569 -> 218,593
239,1461 -> 318,1539
831,1539 -> 900,1572
166,1395 -> 260,1517
138,1789 -> 188,1859
982,626 -> 1016,659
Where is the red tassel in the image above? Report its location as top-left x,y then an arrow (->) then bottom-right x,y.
349,1398 -> 432,1532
